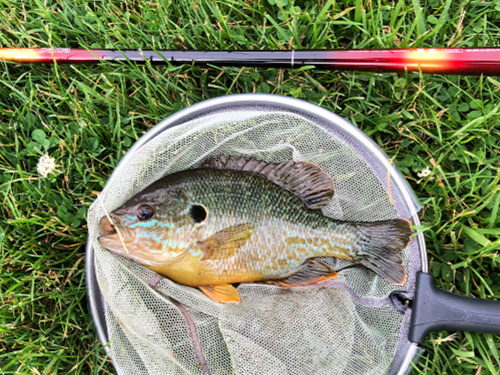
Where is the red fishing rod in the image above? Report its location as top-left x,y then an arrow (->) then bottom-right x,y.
1,47 -> 500,75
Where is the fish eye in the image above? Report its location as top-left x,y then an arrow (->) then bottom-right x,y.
189,205 -> 207,224
137,205 -> 154,221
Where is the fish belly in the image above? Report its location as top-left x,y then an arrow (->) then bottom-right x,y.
151,220 -> 357,287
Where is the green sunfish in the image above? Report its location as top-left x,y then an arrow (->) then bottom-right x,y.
98,156 -> 412,303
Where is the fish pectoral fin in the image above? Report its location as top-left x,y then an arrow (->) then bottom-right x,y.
198,223 -> 254,260
199,284 -> 241,303
265,260 -> 338,287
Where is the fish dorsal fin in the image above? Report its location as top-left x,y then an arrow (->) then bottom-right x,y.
197,223 -> 254,260
203,156 -> 334,209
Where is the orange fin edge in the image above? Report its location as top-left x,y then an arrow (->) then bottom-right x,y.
265,260 -> 339,287
199,284 -> 241,303
272,272 -> 338,287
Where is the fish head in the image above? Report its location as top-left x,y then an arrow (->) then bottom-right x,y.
97,187 -> 203,266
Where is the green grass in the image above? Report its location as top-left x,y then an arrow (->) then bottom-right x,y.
0,0 -> 499,374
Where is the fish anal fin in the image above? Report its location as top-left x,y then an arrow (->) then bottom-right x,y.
203,156 -> 334,209
199,284 -> 240,303
198,223 -> 254,260
266,260 -> 338,287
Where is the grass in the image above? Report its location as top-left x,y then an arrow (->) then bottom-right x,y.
0,0 -> 499,374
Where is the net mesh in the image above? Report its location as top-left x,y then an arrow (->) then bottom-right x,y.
88,106 -> 416,375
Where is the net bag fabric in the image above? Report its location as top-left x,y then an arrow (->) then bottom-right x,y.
87,103 -> 420,375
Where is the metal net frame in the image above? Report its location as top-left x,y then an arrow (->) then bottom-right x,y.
86,94 -> 425,375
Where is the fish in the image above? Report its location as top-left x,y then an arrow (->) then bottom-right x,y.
98,156 -> 413,303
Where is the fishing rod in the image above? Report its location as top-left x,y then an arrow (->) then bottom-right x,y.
1,47 -> 500,75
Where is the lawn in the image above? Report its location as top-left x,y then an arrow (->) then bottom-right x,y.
0,0 -> 499,374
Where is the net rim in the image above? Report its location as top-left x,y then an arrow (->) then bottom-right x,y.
85,93 -> 427,373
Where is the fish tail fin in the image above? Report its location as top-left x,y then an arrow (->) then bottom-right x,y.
353,218 -> 413,284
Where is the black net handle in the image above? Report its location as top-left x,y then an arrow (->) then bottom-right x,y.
409,272 -> 500,343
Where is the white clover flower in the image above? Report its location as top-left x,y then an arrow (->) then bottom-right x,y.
416,166 -> 433,184
417,166 -> 431,178
37,154 -> 56,177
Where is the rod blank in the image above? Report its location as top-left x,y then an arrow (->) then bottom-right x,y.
1,47 -> 500,75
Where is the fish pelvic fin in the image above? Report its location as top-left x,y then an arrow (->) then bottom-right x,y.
199,284 -> 240,303
353,218 -> 413,284
198,223 -> 254,260
203,156 -> 334,210
265,260 -> 338,287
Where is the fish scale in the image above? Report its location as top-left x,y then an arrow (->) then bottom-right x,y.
146,171 -> 363,280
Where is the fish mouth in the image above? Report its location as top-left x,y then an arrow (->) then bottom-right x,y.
98,215 -> 135,252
